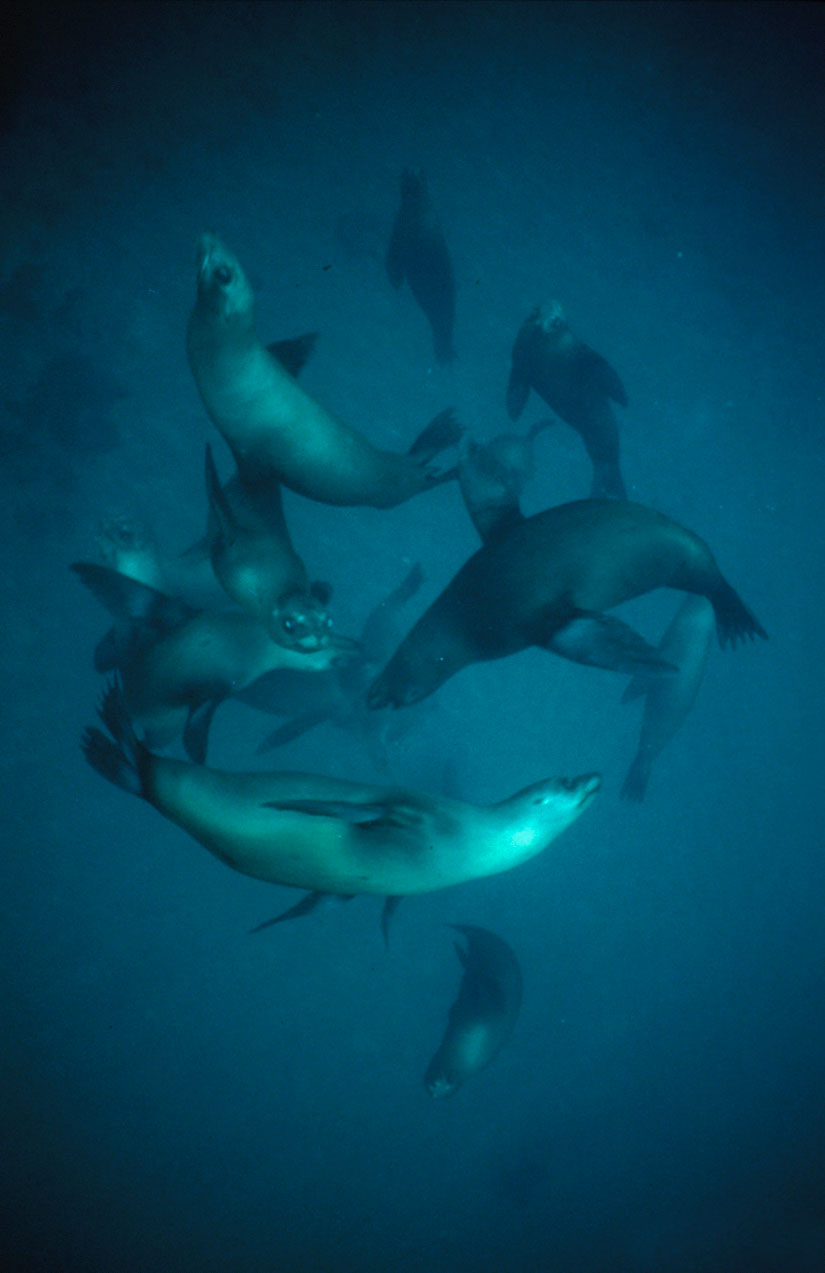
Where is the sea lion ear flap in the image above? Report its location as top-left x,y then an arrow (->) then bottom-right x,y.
311,580 -> 332,606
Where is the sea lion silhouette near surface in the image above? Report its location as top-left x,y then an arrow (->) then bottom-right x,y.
386,168 -> 456,364
507,302 -> 628,499
424,926 -> 523,1098
82,684 -> 601,898
186,232 -> 461,506
367,499 -> 767,711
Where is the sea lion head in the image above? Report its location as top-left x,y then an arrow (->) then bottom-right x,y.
497,772 -> 601,853
270,589 -> 334,652
194,232 -> 254,321
535,300 -> 567,334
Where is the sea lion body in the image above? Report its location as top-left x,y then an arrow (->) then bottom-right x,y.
386,168 -> 456,364
83,687 -> 601,896
621,594 -> 715,800
368,499 -> 766,709
507,302 -> 627,499
187,234 -> 460,507
424,926 -> 523,1098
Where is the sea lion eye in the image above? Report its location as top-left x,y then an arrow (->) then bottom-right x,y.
214,265 -> 232,286
283,616 -> 295,632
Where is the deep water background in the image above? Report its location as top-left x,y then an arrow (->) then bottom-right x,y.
1,3 -> 823,1270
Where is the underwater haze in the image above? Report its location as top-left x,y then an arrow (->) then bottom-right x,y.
1,2 -> 823,1271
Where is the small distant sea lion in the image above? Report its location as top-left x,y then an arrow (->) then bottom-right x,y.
621,594 -> 715,801
82,683 -> 601,897
386,168 -> 456,364
368,499 -> 767,711
186,232 -> 462,506
71,563 -> 349,762
506,302 -> 628,499
424,926 -> 523,1098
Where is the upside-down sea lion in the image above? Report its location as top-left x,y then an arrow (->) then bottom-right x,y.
506,302 -> 628,499
620,594 -> 715,801
186,232 -> 462,506
386,168 -> 456,364
204,444 -> 333,651
72,563 -> 351,762
367,499 -> 767,710
83,683 -> 601,897
424,926 -> 523,1098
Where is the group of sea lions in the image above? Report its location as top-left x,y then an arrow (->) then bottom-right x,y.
77,172 -> 766,1095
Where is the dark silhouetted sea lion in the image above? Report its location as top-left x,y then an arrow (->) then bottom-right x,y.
82,683 -> 601,897
424,926 -> 523,1098
368,499 -> 767,710
187,233 -> 461,506
386,168 -> 456,364
506,302 -> 627,499
621,594 -> 715,801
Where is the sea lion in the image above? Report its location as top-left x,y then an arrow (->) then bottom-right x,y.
367,499 -> 767,710
249,562 -> 426,767
458,421 -> 552,544
204,445 -> 333,651
424,926 -> 523,1098
506,302 -> 628,499
82,682 -> 601,896
620,594 -> 715,801
186,232 -> 462,506
386,168 -> 456,364
72,563 -> 350,762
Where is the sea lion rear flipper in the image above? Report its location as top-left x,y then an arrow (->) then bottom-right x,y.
505,368 -> 530,420
407,408 -> 463,462
545,610 -> 678,676
255,708 -> 331,753
708,580 -> 768,648
183,698 -> 220,764
266,332 -> 318,378
248,888 -> 352,933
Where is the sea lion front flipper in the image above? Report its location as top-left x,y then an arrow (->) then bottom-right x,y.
183,698 -> 221,764
265,332 -> 318,378
578,343 -> 628,407
261,797 -> 426,832
505,367 -> 531,420
545,610 -> 679,676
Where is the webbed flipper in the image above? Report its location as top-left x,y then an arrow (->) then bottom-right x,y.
545,610 -> 678,676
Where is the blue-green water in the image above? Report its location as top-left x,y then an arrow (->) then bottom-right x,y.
2,3 -> 822,1270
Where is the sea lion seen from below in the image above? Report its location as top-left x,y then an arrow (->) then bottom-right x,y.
620,594 -> 715,801
386,168 -> 456,364
187,232 -> 462,506
82,682 -> 601,897
507,302 -> 628,499
424,926 -> 523,1098
367,499 -> 767,711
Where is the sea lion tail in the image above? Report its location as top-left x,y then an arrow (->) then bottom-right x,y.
81,679 -> 147,799
708,581 -> 768,649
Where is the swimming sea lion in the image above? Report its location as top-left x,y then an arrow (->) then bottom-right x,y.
620,594 -> 715,801
424,925 -> 523,1098
386,168 -> 456,364
506,302 -> 628,499
204,445 -> 333,651
458,421 -> 552,544
367,499 -> 767,710
82,682 -> 601,896
186,232 -> 462,506
72,563 -> 350,762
